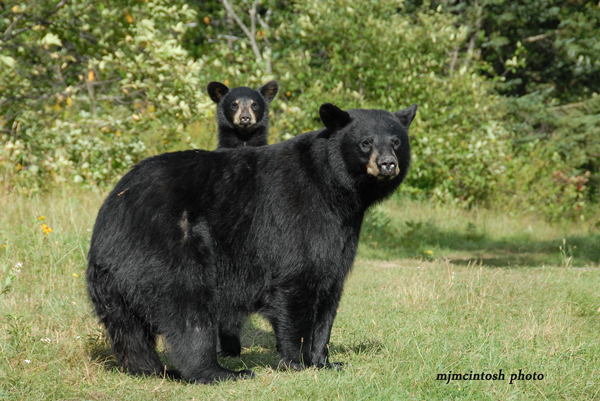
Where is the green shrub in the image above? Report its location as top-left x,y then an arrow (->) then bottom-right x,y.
498,92 -> 600,222
1,0 -> 598,222
192,0 -> 510,206
0,0 -> 211,192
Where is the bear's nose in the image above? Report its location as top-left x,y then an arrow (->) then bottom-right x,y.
240,115 -> 252,125
378,156 -> 397,176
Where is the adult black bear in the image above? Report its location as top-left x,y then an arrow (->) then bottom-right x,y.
207,80 -> 278,148
86,102 -> 417,383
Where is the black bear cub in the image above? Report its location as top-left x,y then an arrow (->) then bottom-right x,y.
86,102 -> 417,383
207,79 -> 278,357
207,80 -> 278,148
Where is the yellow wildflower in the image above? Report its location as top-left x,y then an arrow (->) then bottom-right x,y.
41,224 -> 53,235
38,216 -> 46,221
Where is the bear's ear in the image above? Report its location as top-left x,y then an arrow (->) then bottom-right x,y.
207,82 -> 229,103
394,103 -> 418,131
259,80 -> 279,104
319,103 -> 351,133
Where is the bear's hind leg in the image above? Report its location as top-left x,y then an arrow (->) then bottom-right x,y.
166,319 -> 254,383
104,314 -> 165,377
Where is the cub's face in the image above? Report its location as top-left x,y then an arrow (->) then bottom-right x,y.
320,105 -> 417,181
221,88 -> 267,130
207,81 -> 279,131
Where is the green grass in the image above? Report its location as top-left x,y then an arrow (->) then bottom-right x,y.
1,190 -> 599,400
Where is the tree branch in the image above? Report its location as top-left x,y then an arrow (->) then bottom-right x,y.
2,0 -> 68,43
523,33 -> 551,43
449,46 -> 459,73
221,0 -> 262,62
255,7 -> 272,73
2,14 -> 24,39
463,3 -> 482,67
199,28 -> 243,44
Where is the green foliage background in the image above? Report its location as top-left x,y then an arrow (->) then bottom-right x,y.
1,0 -> 598,222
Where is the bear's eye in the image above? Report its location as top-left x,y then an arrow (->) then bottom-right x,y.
251,102 -> 259,110
391,138 -> 401,148
360,139 -> 372,151
230,103 -> 239,111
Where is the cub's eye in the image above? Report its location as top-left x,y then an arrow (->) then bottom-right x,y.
230,103 -> 238,111
251,102 -> 259,110
391,138 -> 401,147
360,139 -> 372,151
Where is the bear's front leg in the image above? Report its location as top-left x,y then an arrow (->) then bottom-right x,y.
266,287 -> 317,370
310,290 -> 344,370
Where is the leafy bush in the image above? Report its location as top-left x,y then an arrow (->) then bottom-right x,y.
404,0 -> 600,103
499,92 -> 599,221
1,0 -> 598,222
191,0 -> 510,206
1,0 -> 210,192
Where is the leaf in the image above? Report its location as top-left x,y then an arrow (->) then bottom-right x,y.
0,55 -> 16,68
39,33 -> 63,47
124,9 -> 134,24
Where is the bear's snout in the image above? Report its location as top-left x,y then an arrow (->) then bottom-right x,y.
378,155 -> 398,177
239,114 -> 253,126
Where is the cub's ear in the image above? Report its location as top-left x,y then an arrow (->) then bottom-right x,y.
207,82 -> 229,103
319,103 -> 351,133
394,103 -> 418,131
259,80 -> 279,104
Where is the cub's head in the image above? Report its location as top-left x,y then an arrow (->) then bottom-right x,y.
207,81 -> 279,130
319,103 -> 417,183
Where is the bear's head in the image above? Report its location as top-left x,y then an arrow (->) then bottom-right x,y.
319,103 -> 417,183
207,81 -> 279,131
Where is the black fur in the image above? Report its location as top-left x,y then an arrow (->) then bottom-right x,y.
207,80 -> 278,148
86,103 -> 417,383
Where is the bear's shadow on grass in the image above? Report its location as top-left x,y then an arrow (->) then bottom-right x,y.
85,322 -> 285,374
86,334 -> 121,372
225,324 -> 280,370
87,320 -> 383,375
362,217 -> 600,267
440,233 -> 600,267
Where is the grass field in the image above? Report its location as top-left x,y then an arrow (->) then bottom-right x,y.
1,190 -> 599,400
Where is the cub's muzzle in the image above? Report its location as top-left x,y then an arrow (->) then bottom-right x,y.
238,114 -> 253,127
233,99 -> 258,129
